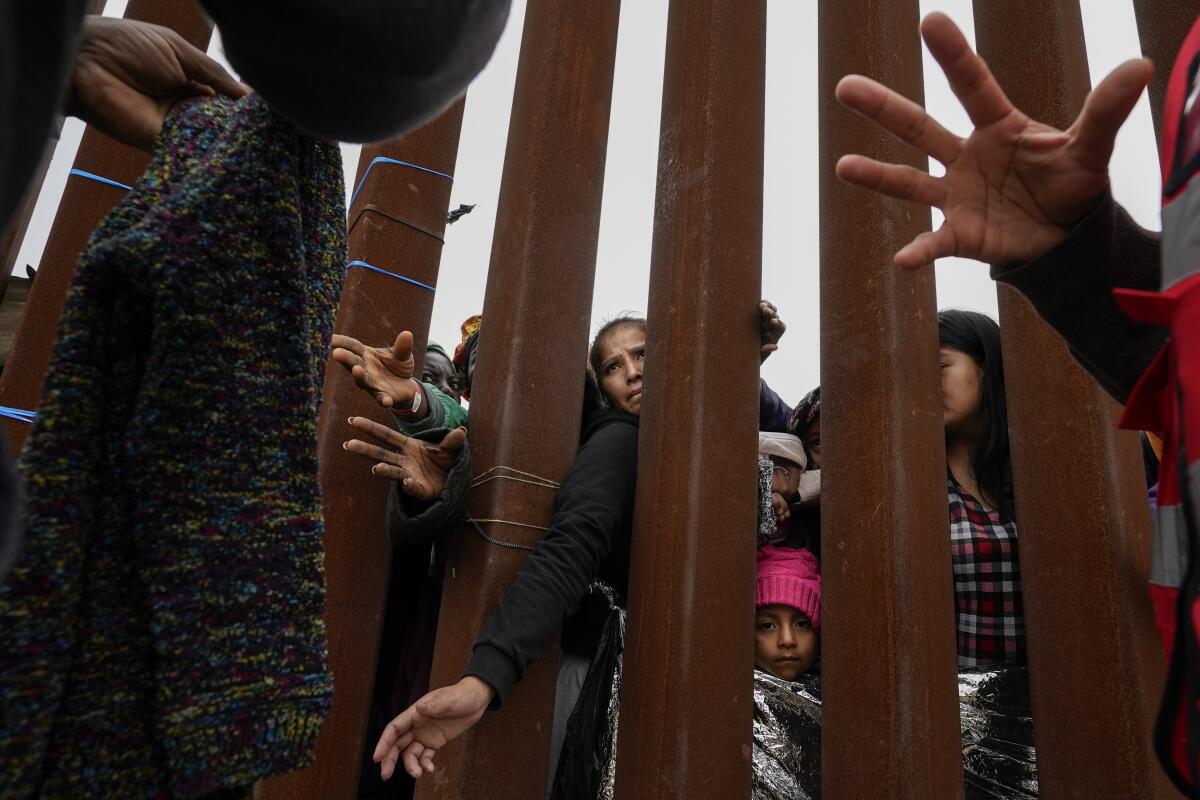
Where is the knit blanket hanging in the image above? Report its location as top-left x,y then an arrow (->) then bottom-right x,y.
0,94 -> 344,799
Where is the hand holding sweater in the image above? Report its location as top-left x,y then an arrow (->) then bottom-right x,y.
67,16 -> 247,151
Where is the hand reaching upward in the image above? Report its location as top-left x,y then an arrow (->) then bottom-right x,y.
343,419 -> 466,501
331,331 -> 422,412
834,12 -> 1152,269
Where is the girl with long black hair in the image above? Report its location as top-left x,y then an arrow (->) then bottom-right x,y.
938,309 -> 1024,668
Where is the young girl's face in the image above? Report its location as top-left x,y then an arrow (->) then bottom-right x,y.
939,347 -> 984,437
597,324 -> 645,416
755,603 -> 817,681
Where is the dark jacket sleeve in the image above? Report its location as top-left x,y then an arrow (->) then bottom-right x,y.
386,427 -> 472,546
759,378 -> 792,433
200,0 -> 510,142
1,2 -> 84,229
463,421 -> 638,708
991,192 -> 1167,404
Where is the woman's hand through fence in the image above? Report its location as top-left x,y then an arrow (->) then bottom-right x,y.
373,676 -> 495,781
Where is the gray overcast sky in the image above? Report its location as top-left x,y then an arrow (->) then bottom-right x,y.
14,0 -> 1161,406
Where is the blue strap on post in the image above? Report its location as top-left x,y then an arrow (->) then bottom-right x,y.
0,406 -> 36,424
348,157 -> 453,210
68,168 -> 132,192
71,158 -> 452,207
345,261 -> 436,292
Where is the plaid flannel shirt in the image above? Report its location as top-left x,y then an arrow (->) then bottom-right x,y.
948,477 -> 1025,668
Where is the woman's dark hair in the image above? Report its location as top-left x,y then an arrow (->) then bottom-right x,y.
586,315 -> 647,410
938,309 -> 1015,520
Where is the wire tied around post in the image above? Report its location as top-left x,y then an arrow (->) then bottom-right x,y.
466,466 -> 562,552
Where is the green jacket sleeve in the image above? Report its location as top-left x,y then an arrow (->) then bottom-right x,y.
392,382 -> 468,436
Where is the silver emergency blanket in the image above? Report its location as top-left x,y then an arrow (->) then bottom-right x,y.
597,589 -> 624,800
752,666 -> 1038,799
960,667 -> 1039,798
758,457 -> 776,544
551,581 -> 625,800
753,671 -> 822,799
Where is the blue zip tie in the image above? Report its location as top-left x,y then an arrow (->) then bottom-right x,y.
69,168 -> 131,192
348,157 -> 453,210
0,406 -> 36,424
346,261 -> 435,292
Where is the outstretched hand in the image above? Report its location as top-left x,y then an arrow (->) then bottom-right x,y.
834,12 -> 1151,269
331,331 -> 422,412
344,419 -> 466,501
759,300 -> 786,363
67,16 -> 248,151
373,676 -> 495,781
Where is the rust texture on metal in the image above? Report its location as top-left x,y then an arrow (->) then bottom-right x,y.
0,0 -> 212,458
610,2 -> 764,799
817,2 -> 964,798
256,100 -> 466,800
1132,0 -> 1200,143
973,3 -> 1177,796
415,1 -> 621,798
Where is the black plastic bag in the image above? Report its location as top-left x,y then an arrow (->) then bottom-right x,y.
551,587 -> 625,800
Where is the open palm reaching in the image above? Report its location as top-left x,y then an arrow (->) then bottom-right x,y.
331,331 -> 422,412
343,418 -> 466,501
373,676 -> 495,781
834,12 -> 1152,269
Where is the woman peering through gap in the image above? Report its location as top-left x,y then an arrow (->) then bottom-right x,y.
760,306 -> 1023,669
333,303 -> 795,791
365,314 -> 647,786
747,309 -> 1035,800
938,309 -> 1025,669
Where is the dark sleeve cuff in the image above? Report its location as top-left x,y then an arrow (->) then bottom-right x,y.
991,192 -> 1166,403
464,644 -> 520,710
758,377 -> 792,433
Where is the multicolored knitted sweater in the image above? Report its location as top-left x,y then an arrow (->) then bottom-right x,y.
0,95 -> 344,798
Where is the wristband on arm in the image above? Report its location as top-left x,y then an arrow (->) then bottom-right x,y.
392,381 -> 423,419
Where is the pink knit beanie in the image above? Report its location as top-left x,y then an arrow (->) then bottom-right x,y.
755,545 -> 821,630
